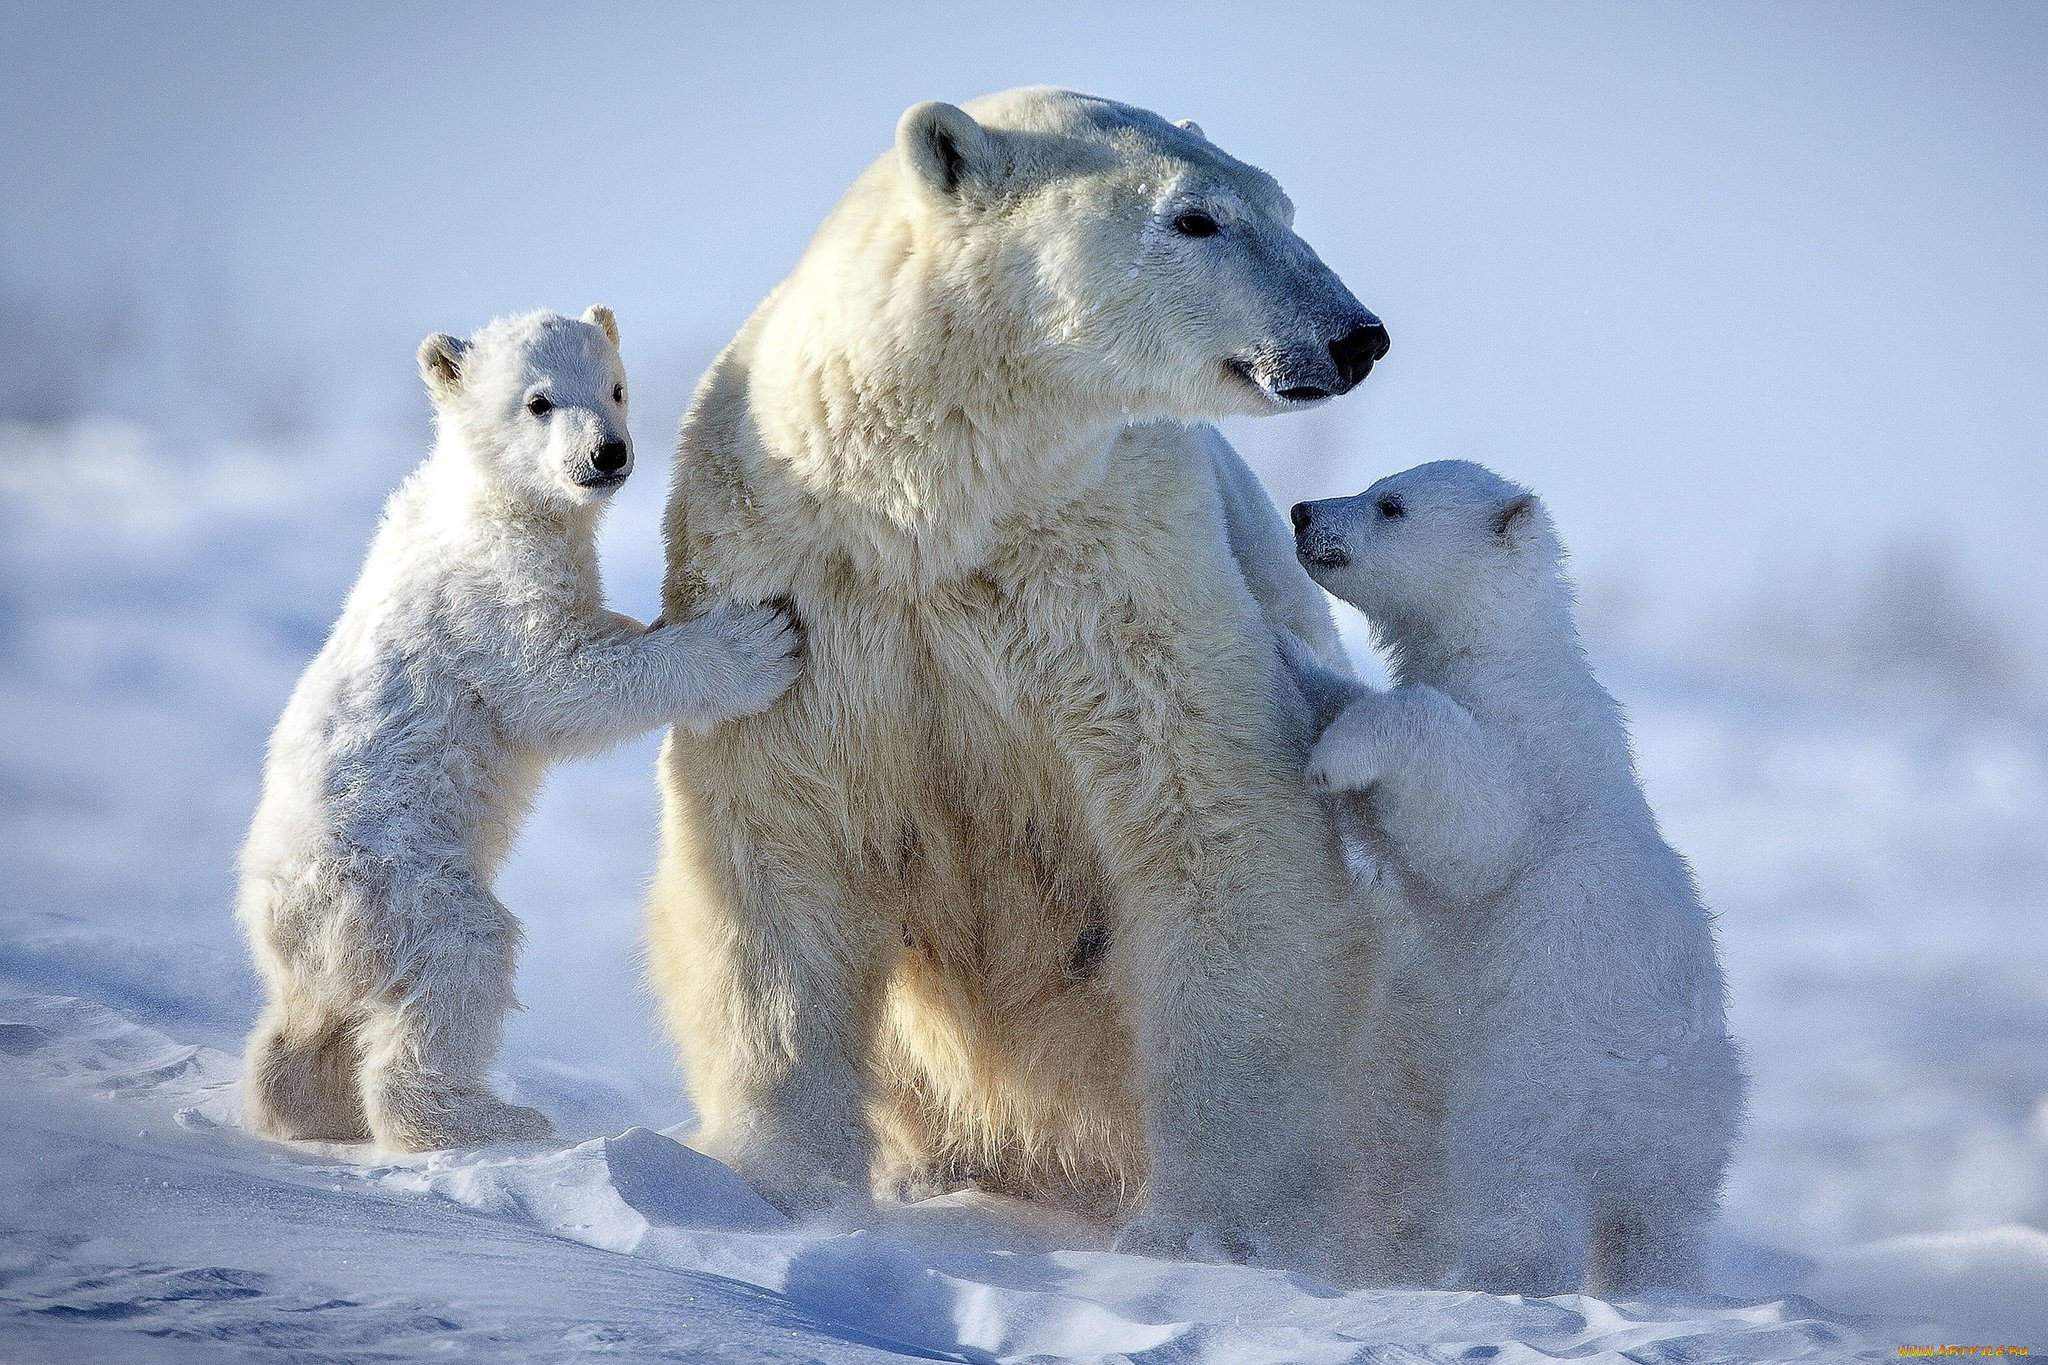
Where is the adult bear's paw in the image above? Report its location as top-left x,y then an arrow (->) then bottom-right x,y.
693,1125 -> 873,1222
1115,1201 -> 1361,1284
1113,1206 -> 1259,1265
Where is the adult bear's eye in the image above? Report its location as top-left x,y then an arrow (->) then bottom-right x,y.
1172,211 -> 1220,238
1376,495 -> 1405,519
526,395 -> 553,417
612,384 -> 624,404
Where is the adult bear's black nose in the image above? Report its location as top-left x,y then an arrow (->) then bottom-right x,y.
594,440 -> 630,474
1329,321 -> 1391,391
1290,501 -> 1313,532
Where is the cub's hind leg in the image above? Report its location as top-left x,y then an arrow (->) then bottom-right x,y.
356,881 -> 550,1152
242,997 -> 370,1142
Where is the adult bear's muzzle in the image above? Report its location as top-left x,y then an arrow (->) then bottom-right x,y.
1328,317 -> 1391,391
1232,310 -> 1389,405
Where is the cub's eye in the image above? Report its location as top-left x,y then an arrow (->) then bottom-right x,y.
526,395 -> 553,417
611,384 -> 624,404
1376,495 -> 1405,519
1172,211 -> 1220,238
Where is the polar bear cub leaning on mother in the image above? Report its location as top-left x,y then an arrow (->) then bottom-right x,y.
238,307 -> 802,1153
1283,460 -> 1744,1296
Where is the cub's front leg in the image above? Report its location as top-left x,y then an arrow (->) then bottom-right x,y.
1307,686 -> 1535,899
1276,628 -> 1373,735
495,603 -> 803,757
1301,686 -> 1436,796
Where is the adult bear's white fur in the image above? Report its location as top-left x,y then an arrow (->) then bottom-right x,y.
1286,460 -> 1746,1295
647,87 -> 1437,1280
238,308 -> 801,1153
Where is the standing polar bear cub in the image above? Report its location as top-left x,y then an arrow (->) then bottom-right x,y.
238,308 -> 801,1152
1286,460 -> 1745,1295
649,87 -> 1436,1280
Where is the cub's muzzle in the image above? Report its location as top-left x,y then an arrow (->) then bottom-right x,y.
1291,498 -> 1352,568
575,439 -> 633,490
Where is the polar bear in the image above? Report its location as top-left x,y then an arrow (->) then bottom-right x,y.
1284,460 -> 1745,1295
646,88 -> 1437,1280
238,307 -> 802,1153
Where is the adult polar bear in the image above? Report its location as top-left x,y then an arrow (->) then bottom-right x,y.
649,88 -> 1417,1278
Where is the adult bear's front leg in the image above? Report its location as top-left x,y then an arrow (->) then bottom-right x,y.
645,733 -> 893,1218
1103,830 -> 1371,1282
1049,635 -> 1379,1282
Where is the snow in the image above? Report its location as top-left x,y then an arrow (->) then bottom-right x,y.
0,1000 -> 1882,1362
4,418 -> 2044,1361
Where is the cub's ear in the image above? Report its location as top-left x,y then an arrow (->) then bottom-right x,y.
582,304 -> 619,347
896,100 -> 999,199
1493,493 -> 1537,542
417,333 -> 468,403
1174,118 -> 1207,140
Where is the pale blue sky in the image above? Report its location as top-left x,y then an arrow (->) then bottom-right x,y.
5,2 -> 2045,631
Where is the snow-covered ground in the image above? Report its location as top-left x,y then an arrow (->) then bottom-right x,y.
4,418 -> 2043,1361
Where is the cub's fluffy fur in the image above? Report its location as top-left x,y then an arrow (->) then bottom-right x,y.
1286,460 -> 1745,1295
238,308 -> 800,1152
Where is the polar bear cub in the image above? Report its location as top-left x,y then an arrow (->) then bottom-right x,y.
1283,460 -> 1743,1296
238,307 -> 802,1153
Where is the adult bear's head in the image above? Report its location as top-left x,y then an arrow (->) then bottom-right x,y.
730,89 -> 1385,575
892,88 -> 1383,420
763,88 -> 1383,439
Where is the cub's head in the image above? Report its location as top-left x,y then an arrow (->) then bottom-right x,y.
418,306 -> 631,507
1291,461 -> 1565,643
881,87 -> 1386,423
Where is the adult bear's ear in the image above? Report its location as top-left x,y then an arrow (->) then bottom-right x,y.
1493,493 -> 1537,543
582,304 -> 620,347
418,333 -> 468,403
897,100 -> 999,200
1174,118 -> 1207,141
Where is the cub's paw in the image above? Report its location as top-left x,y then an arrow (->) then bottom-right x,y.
1305,726 -> 1381,794
462,1099 -> 555,1144
676,601 -> 805,733
372,1090 -> 554,1153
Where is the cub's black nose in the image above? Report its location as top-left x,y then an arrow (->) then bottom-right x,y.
1329,321 -> 1391,391
593,440 -> 630,474
1290,501 -> 1313,532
